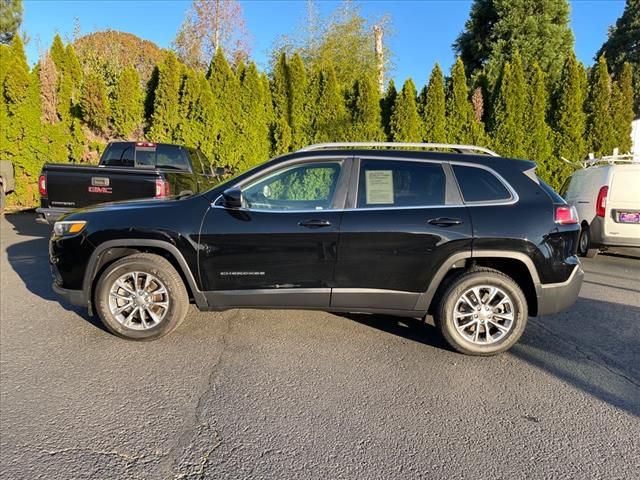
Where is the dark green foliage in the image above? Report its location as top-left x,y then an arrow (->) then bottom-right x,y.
552,52 -> 587,180
610,63 -> 634,153
111,66 -> 142,138
0,0 -> 23,44
490,51 -> 527,158
1,36 -> 45,205
446,58 -> 487,145
238,63 -> 272,168
525,63 -> 554,183
81,73 -> 110,133
347,74 -> 383,141
454,0 -> 574,88
380,79 -> 397,141
207,48 -> 242,170
390,79 -> 421,142
287,53 -> 309,149
586,55 -> 615,157
309,62 -> 348,143
597,0 -> 640,114
420,63 -> 446,143
148,52 -> 183,142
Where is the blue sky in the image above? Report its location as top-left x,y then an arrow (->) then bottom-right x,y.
22,0 -> 625,88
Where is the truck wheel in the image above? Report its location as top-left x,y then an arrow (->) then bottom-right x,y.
435,268 -> 528,356
94,253 -> 189,340
577,226 -> 598,258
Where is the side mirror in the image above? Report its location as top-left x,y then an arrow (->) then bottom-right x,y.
222,187 -> 243,209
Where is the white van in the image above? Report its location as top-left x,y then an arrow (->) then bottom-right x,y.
562,161 -> 640,257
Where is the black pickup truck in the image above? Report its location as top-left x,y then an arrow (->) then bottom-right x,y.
37,142 -> 220,224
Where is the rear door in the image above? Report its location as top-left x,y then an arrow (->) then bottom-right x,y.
605,165 -> 640,241
332,157 -> 472,311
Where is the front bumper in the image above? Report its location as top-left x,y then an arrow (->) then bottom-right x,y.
536,264 -> 584,316
36,207 -> 71,224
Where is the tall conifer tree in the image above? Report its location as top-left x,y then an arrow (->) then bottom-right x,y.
446,58 -> 486,145
111,66 -> 142,138
610,62 -> 634,153
526,62 -> 554,182
348,74 -> 383,141
420,63 -> 446,143
380,79 -> 397,141
149,52 -> 183,142
490,51 -> 527,158
390,79 -> 421,142
586,55 -> 615,157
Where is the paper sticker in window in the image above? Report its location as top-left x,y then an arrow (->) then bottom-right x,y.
365,170 -> 394,204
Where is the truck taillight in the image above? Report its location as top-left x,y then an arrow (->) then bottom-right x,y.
155,178 -> 170,198
596,186 -> 608,217
38,174 -> 47,196
555,205 -> 578,225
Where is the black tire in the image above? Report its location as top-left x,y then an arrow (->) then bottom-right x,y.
434,268 -> 528,356
94,253 -> 189,340
577,226 -> 598,258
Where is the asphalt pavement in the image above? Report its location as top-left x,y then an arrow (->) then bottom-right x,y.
1,213 -> 639,479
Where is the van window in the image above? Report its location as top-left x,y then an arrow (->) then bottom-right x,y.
452,165 -> 511,202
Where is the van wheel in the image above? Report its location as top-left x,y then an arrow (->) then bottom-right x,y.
435,268 -> 528,356
577,226 -> 598,258
94,253 -> 189,340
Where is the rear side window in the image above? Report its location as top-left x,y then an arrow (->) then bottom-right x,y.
452,164 -> 512,202
357,160 -> 446,208
101,143 -> 135,167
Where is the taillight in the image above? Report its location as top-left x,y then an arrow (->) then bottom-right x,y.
596,186 -> 608,217
38,174 -> 47,196
555,205 -> 578,224
155,178 -> 170,198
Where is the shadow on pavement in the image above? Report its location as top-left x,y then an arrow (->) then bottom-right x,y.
3,213 -> 107,333
342,297 -> 640,418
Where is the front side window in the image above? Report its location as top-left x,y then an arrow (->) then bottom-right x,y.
241,162 -> 342,211
452,164 -> 512,203
357,159 -> 446,208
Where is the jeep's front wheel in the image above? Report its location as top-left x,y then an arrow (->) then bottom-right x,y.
95,253 -> 189,340
435,269 -> 528,356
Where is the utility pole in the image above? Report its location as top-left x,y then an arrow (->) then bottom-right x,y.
374,24 -> 384,94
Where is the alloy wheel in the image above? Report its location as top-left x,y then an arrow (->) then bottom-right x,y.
108,271 -> 170,330
453,285 -> 515,345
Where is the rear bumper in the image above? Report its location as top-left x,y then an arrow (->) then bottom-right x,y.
36,207 -> 71,224
52,282 -> 87,307
589,217 -> 640,248
536,264 -> 584,316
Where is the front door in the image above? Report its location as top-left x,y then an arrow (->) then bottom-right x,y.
332,157 -> 472,311
199,158 -> 350,308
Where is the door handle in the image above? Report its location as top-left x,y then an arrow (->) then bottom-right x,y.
428,217 -> 463,227
298,219 -> 332,228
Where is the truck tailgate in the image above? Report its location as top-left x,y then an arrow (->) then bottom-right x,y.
45,165 -> 159,209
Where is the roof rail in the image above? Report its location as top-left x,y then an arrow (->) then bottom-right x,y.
297,142 -> 500,157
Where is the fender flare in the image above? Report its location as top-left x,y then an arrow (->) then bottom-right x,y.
83,239 -> 208,309
413,249 -> 541,312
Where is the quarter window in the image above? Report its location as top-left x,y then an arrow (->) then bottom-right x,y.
357,160 -> 446,208
452,165 -> 512,202
242,162 -> 342,211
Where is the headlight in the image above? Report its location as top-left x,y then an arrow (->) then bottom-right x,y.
53,220 -> 87,236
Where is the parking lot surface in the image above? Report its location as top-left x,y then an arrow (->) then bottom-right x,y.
1,213 -> 639,479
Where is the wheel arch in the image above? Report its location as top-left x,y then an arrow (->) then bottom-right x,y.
416,250 -> 540,317
84,240 -> 208,311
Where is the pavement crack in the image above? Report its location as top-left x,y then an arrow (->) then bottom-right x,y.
163,310 -> 239,479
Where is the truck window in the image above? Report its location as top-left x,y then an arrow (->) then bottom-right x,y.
101,143 -> 135,168
133,144 -> 191,171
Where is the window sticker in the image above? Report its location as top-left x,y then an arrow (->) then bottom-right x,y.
365,170 -> 394,204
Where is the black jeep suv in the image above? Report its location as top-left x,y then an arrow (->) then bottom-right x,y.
49,143 -> 583,355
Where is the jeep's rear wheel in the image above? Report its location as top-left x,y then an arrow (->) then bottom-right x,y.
435,268 -> 528,356
95,253 -> 189,340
